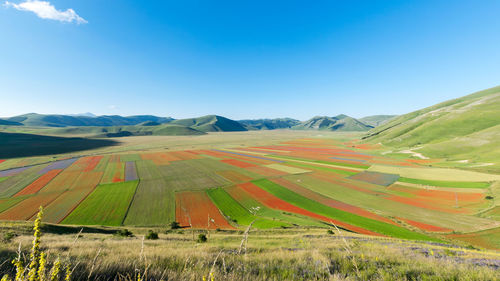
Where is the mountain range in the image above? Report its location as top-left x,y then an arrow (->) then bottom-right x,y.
0,113 -> 395,137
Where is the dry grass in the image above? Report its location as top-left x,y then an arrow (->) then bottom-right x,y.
1,222 -> 499,281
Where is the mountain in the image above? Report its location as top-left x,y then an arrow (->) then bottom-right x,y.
359,115 -> 396,127
45,123 -> 206,137
6,113 -> 174,127
363,86 -> 500,168
68,112 -> 97,117
0,119 -> 23,126
170,115 -> 247,132
293,114 -> 372,131
239,118 -> 301,130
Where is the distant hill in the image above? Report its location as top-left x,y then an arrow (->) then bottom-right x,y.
0,119 -> 23,126
170,115 -> 247,132
363,85 -> 500,169
359,115 -> 396,127
293,115 -> 372,131
45,124 -> 206,137
239,118 -> 301,130
6,113 -> 174,127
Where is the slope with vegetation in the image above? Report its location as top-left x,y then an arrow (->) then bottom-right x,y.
294,115 -> 372,131
363,86 -> 500,171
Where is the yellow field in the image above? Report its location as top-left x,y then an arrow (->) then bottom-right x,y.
368,164 -> 500,181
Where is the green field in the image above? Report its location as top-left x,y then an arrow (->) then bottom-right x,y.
398,177 -> 491,188
252,179 -> 440,241
123,179 -> 175,226
206,188 -> 287,229
63,180 -> 139,226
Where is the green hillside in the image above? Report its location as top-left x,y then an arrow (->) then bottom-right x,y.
6,113 -> 173,127
293,114 -> 372,131
359,115 -> 396,127
363,86 -> 500,171
239,118 -> 301,130
171,115 -> 247,132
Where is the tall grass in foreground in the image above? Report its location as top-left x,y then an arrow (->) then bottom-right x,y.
1,208 -> 69,281
0,216 -> 498,280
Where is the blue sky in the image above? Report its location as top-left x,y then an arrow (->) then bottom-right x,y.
1,0 -> 499,120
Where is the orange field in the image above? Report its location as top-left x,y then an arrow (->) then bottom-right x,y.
221,159 -> 256,168
270,178 -> 398,226
14,169 -> 62,197
0,193 -> 61,220
398,217 -> 452,232
176,191 -> 235,230
238,182 -> 382,236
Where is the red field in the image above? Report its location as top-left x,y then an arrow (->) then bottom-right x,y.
216,170 -> 253,184
0,193 -> 61,220
140,153 -> 171,165
82,156 -> 104,172
175,191 -> 235,230
14,169 -> 62,197
238,182 -> 383,236
386,195 -> 467,214
221,159 -> 256,168
0,160 -> 5,164
40,170 -> 82,193
270,178 -> 398,226
398,217 -> 452,232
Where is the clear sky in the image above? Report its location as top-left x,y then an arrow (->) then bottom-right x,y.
1,0 -> 499,120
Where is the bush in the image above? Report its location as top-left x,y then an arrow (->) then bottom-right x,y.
485,195 -> 494,200
170,221 -> 181,229
2,231 -> 17,242
327,230 -> 335,235
197,233 -> 207,243
115,229 -> 133,237
146,230 -> 159,240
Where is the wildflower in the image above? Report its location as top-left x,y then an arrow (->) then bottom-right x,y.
1,275 -> 12,281
28,207 -> 44,281
49,258 -> 61,281
38,252 -> 47,281
64,264 -> 71,281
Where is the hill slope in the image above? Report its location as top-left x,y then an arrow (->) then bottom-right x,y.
6,113 -> 174,127
239,118 -> 301,130
170,115 -> 247,132
363,86 -> 500,170
359,115 -> 396,127
293,115 -> 372,131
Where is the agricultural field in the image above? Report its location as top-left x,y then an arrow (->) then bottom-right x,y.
0,132 -> 499,250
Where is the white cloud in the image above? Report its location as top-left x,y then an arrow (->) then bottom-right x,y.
5,0 -> 87,24
108,105 -> 118,110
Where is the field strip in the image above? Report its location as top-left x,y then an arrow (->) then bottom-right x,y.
241,152 -> 366,172
395,181 -> 488,193
264,164 -> 311,174
368,164 -> 500,181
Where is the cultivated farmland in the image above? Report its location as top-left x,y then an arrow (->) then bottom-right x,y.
0,133 -> 498,250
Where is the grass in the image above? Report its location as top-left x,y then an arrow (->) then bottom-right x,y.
1,222 -> 499,281
252,179 -> 441,242
368,164 -> 500,181
284,174 -> 493,233
206,188 -> 288,229
123,179 -> 175,226
268,154 -> 368,169
226,186 -> 326,227
158,160 -> 230,191
0,197 -> 26,213
62,180 -> 139,226
285,161 -> 358,176
0,165 -> 46,198
398,177 -> 491,188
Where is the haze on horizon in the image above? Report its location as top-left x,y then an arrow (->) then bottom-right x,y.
1,0 -> 499,120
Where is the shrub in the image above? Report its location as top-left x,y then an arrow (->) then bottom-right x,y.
115,229 -> 133,237
485,195 -> 494,200
146,230 -> 159,240
170,221 -> 181,229
2,232 -> 16,242
197,234 -> 207,243
327,230 -> 335,235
